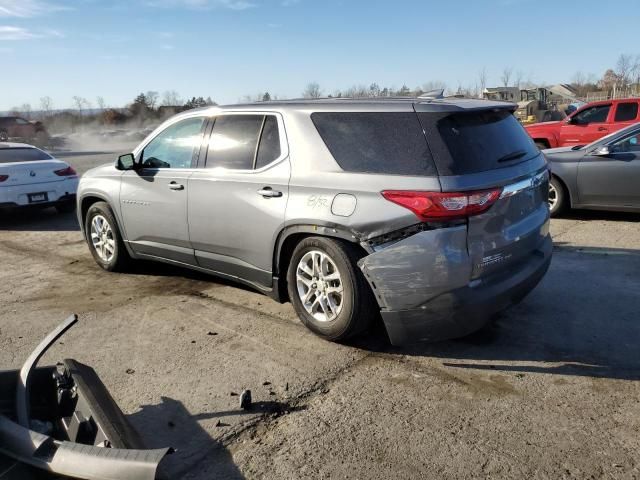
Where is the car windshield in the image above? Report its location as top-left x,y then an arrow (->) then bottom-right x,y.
0,147 -> 52,163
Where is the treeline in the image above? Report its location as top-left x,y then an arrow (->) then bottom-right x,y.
7,91 -> 217,134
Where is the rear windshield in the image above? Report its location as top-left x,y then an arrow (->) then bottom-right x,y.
311,112 -> 437,176
420,110 -> 539,176
0,147 -> 52,163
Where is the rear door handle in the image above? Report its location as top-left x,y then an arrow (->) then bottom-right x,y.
257,187 -> 282,198
598,126 -> 608,131
168,182 -> 184,191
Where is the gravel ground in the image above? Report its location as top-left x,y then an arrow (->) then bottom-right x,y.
1,151 -> 639,479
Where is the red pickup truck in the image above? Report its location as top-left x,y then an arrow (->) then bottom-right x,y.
525,98 -> 640,149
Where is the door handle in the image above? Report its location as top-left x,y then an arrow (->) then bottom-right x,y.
257,187 -> 283,198
168,182 -> 184,191
598,126 -> 608,131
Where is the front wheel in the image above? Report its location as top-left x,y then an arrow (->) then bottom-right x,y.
548,176 -> 567,217
286,236 -> 376,342
0,130 -> 8,142
84,201 -> 131,272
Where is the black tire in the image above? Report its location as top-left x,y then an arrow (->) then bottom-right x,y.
0,130 -> 8,142
286,236 -> 376,342
535,141 -> 548,150
84,201 -> 132,272
548,176 -> 567,217
55,201 -> 75,214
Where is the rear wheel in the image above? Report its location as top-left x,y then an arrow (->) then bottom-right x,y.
0,130 -> 8,142
535,141 -> 548,150
548,176 -> 567,217
84,201 -> 131,272
286,236 -> 375,342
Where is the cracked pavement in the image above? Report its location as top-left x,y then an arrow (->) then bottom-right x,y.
1,151 -> 639,479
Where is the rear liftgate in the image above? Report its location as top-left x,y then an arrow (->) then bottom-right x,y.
0,315 -> 172,480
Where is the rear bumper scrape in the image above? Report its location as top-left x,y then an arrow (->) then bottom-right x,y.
359,228 -> 552,345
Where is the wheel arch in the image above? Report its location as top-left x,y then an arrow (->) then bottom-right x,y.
271,224 -> 365,303
550,172 -> 573,207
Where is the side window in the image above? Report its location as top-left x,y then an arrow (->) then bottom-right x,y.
573,105 -> 611,124
141,117 -> 204,168
206,115 -> 264,170
15,118 -> 29,125
255,116 -> 281,169
611,130 -> 640,153
614,103 -> 639,122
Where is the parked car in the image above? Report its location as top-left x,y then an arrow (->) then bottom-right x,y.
0,116 -> 49,145
77,99 -> 552,345
526,98 -> 640,149
544,122 -> 640,216
0,143 -> 78,212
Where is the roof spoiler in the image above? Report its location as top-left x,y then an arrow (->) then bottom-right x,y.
417,89 -> 445,100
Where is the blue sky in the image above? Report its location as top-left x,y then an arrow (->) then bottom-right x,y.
0,0 -> 637,110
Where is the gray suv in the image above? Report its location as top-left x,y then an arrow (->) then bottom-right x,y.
77,99 -> 552,345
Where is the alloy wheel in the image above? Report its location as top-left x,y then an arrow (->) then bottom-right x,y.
548,183 -> 558,212
296,250 -> 344,322
90,214 -> 115,263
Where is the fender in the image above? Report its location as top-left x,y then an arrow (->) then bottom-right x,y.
78,191 -> 138,259
269,223 -> 362,303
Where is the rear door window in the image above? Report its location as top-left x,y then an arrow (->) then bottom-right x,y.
614,102 -> 639,122
311,112 -> 436,176
418,110 -> 539,176
206,115 -> 264,170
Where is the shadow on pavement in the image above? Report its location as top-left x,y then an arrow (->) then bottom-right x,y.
0,208 -> 79,232
353,245 -> 640,382
561,209 -> 640,222
129,396 -> 246,480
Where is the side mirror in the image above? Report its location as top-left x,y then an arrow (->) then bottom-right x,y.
116,153 -> 136,170
593,146 -> 610,156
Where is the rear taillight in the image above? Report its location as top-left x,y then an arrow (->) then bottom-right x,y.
381,188 -> 503,222
54,166 -> 77,177
0,175 -> 8,182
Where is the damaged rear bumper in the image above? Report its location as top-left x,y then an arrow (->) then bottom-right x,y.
359,227 -> 552,346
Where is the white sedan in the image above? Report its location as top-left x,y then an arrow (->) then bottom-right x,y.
0,143 -> 78,213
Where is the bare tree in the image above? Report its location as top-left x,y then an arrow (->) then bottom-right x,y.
96,96 -> 106,110
20,103 -> 32,120
477,68 -> 487,98
72,96 -> 87,116
39,96 -> 53,118
615,54 -> 633,88
162,90 -> 182,106
501,66 -> 513,87
144,91 -> 159,110
514,70 -> 524,88
303,82 -> 322,99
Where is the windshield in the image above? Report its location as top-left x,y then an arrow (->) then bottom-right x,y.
0,147 -> 52,163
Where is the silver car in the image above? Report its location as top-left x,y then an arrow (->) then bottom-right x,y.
77,99 -> 552,345
545,122 -> 640,216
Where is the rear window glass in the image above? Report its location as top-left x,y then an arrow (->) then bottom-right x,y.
0,147 -> 52,163
420,110 -> 539,176
311,112 -> 436,176
614,102 -> 639,122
